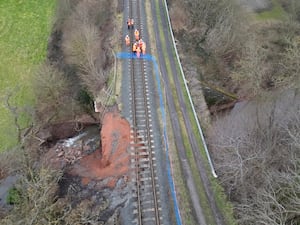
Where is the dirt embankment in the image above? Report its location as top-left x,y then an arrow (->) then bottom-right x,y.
71,109 -> 131,189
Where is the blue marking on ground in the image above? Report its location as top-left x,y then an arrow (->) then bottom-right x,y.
117,52 -> 182,225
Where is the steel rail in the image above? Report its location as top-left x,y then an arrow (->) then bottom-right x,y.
128,0 -> 162,224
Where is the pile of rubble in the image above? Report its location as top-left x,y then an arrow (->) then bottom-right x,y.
42,126 -> 100,170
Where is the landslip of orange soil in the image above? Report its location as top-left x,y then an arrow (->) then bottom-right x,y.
71,110 -> 131,188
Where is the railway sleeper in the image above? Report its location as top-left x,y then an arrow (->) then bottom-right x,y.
131,176 -> 158,183
139,185 -> 157,193
132,207 -> 156,215
130,158 -> 149,164
141,199 -> 161,207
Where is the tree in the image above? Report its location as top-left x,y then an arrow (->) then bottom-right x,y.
280,38 -> 300,89
183,0 -> 246,57
62,0 -> 110,97
33,62 -> 76,124
232,36 -> 269,96
209,90 -> 300,224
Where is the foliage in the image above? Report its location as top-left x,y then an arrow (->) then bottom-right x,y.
0,0 -> 56,151
182,0 -> 246,57
6,187 -> 21,205
33,62 -> 81,125
277,0 -> 300,21
210,90 -> 300,224
0,158 -> 108,224
232,20 -> 300,95
62,0 -> 114,98
1,165 -> 65,225
257,0 -> 286,20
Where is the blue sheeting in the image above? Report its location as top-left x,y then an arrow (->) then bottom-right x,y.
117,52 -> 183,225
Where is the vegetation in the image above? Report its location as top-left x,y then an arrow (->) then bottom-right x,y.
0,152 -> 106,224
257,0 -> 286,20
0,0 -> 56,151
210,91 -> 300,224
0,0 -> 117,223
62,0 -> 112,97
169,0 -> 300,224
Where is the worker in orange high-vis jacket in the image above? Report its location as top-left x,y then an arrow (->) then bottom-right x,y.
141,41 -> 146,55
139,39 -> 143,48
134,29 -> 140,41
127,18 -> 131,29
136,46 -> 141,58
125,35 -> 130,46
132,42 -> 137,53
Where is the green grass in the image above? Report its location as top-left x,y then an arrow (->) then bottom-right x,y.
257,0 -> 286,20
0,0 -> 56,151
6,187 -> 21,205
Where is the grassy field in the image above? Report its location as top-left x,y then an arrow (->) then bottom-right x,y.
257,0 -> 286,20
0,0 -> 56,151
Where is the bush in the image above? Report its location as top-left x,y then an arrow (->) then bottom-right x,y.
6,188 -> 21,205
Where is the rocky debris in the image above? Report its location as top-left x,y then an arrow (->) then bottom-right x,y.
58,172 -> 129,224
39,108 -> 131,224
41,126 -> 100,170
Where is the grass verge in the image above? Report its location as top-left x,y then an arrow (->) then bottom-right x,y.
155,0 -> 237,224
154,0 -> 217,224
0,0 -> 56,151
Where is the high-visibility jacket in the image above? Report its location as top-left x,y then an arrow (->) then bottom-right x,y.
132,43 -> 137,52
136,46 -> 141,58
141,42 -> 146,54
139,39 -> 143,48
134,30 -> 139,40
125,35 -> 130,46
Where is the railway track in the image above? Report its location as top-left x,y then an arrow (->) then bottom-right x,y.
122,0 -> 224,224
124,0 -> 164,224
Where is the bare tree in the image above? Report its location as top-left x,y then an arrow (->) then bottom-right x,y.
62,0 -> 110,97
280,38 -> 300,88
33,62 -> 76,124
232,36 -> 269,96
1,166 -> 65,225
209,90 -> 300,224
183,0 -> 247,57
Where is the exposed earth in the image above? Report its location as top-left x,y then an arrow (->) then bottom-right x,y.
33,107 -> 132,223
70,108 -> 131,189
